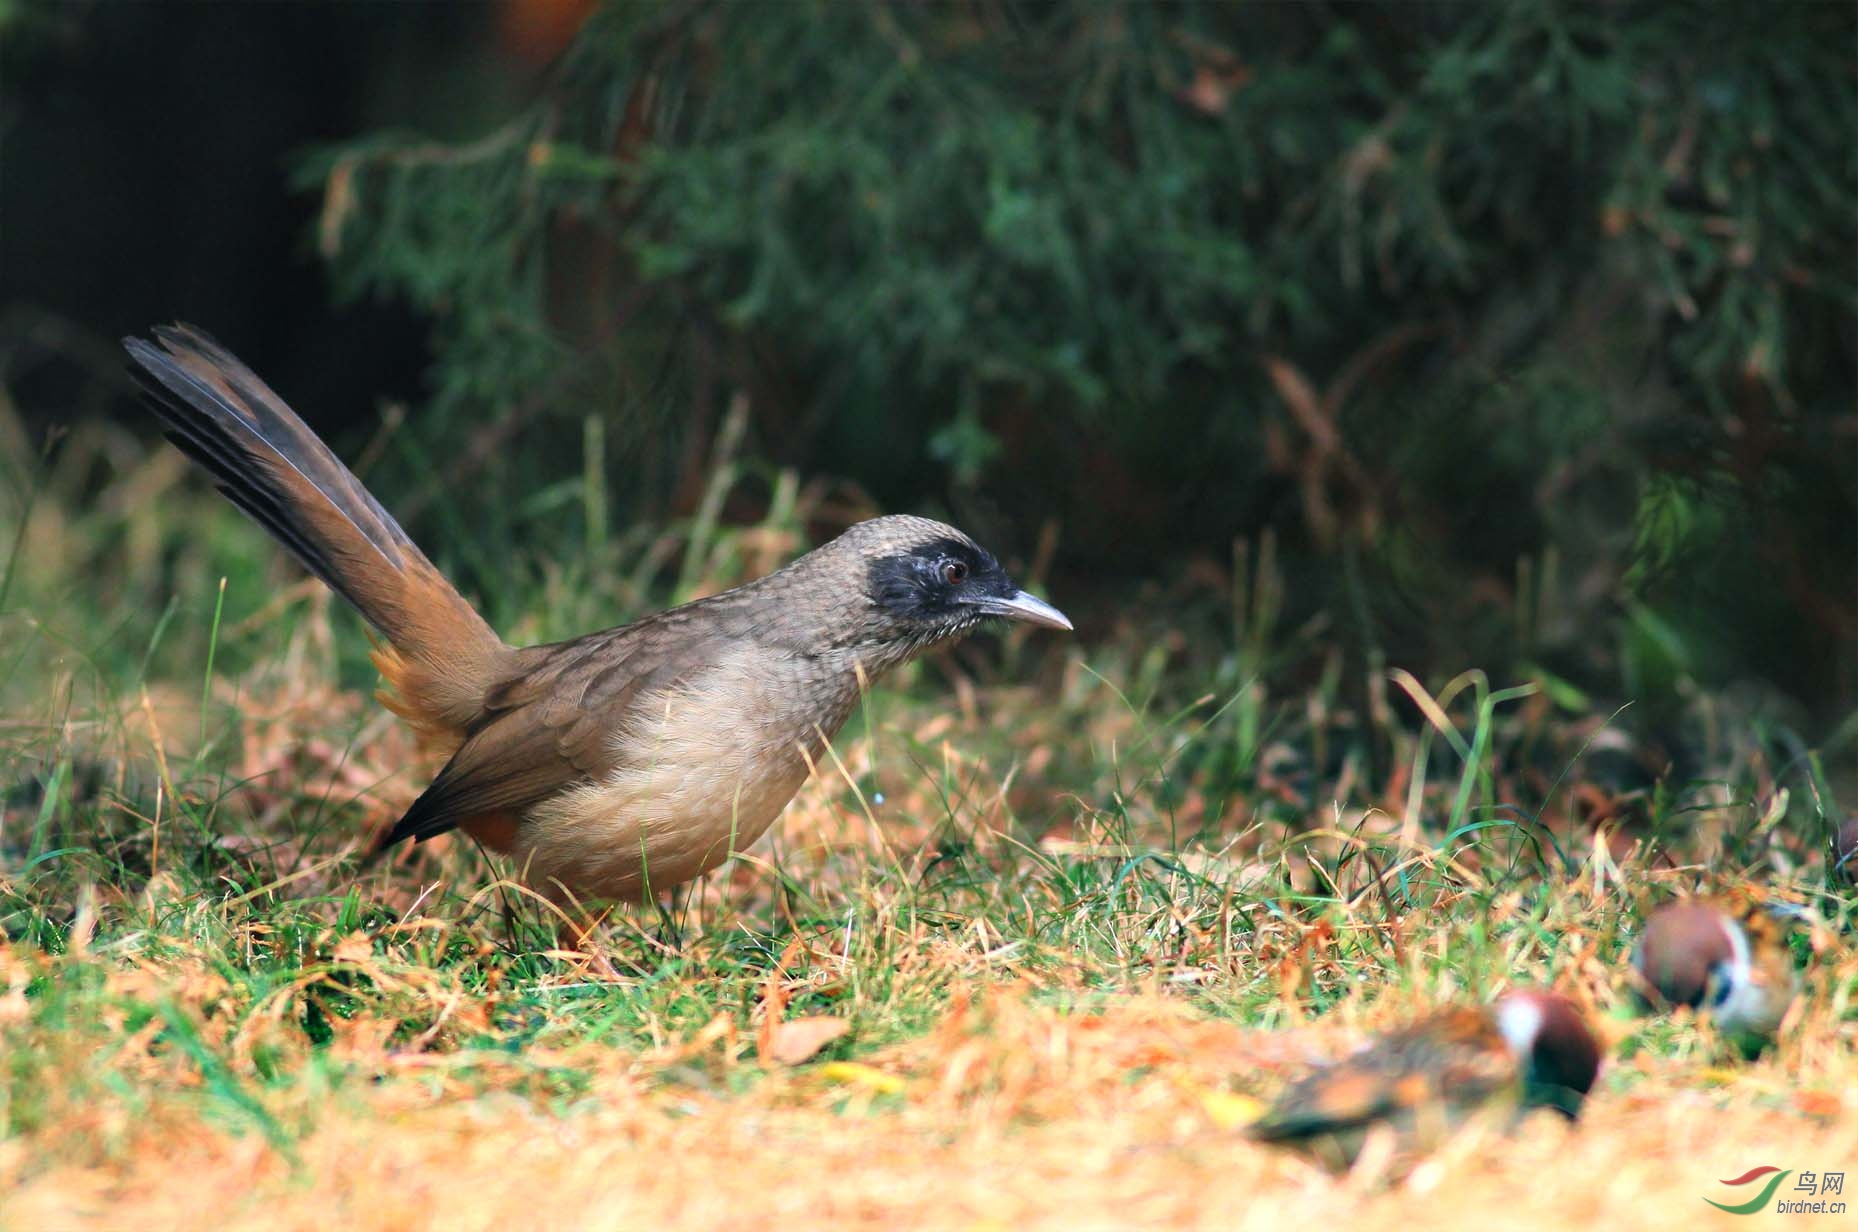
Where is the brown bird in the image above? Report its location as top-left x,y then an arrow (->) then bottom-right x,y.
124,325 -> 1071,907
1247,990 -> 1602,1168
1630,896 -> 1803,1042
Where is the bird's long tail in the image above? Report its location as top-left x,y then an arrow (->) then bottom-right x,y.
124,324 -> 509,735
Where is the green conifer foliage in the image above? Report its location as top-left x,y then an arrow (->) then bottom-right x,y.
304,1 -> 1856,714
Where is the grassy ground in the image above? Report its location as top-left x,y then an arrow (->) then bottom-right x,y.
2,407 -> 1855,1230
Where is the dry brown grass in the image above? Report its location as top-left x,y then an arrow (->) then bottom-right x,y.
3,964 -> 1855,1231
2,432 -> 1854,1230
3,702 -> 1854,1231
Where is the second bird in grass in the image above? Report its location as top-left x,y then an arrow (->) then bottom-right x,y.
1246,990 -> 1602,1169
1630,896 -> 1804,1045
124,325 -> 1072,911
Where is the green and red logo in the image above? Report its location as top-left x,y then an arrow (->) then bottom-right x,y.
1706,1166 -> 1847,1215
1705,1166 -> 1791,1215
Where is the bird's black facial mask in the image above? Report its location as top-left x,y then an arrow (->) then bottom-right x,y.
868,538 -> 1013,633
1707,960 -> 1738,1009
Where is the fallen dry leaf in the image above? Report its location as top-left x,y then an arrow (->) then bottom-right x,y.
766,1016 -> 850,1066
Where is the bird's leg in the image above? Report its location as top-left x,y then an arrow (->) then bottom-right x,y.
543,889 -> 629,981
494,877 -> 524,952
649,887 -> 688,954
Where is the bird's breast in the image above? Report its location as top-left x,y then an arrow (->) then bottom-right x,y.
518,644 -> 864,902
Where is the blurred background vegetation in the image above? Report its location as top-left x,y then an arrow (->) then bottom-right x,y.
3,0 -> 1854,779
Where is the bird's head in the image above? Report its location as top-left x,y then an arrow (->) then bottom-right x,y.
1631,899 -> 1738,1011
815,515 -> 1070,668
1493,990 -> 1603,1119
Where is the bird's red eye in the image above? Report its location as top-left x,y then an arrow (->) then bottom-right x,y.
942,560 -> 969,585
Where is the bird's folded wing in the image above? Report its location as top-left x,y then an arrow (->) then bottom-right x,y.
381,618 -> 729,846
1246,1065 -> 1405,1141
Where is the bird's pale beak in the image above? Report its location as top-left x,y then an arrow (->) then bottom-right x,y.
975,589 -> 1073,631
